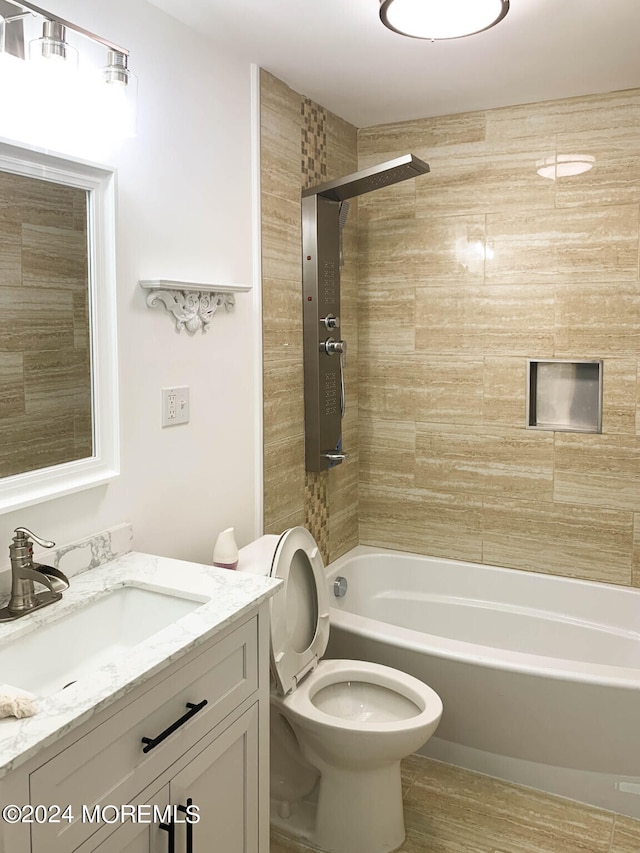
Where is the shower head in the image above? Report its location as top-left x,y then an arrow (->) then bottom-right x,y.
338,200 -> 350,267
339,200 -> 350,228
302,154 -> 430,201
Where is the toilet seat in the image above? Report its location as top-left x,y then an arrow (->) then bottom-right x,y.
280,659 -> 442,736
269,527 -> 331,695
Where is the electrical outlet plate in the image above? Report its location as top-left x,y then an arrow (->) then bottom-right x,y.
162,386 -> 190,427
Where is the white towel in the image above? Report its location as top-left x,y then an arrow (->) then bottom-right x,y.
0,684 -> 37,719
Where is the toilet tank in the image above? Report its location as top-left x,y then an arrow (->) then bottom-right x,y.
237,535 -> 280,576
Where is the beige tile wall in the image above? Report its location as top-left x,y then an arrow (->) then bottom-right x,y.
261,78 -> 640,582
0,171 -> 91,477
261,72 -> 306,534
260,70 -> 359,561
358,88 -> 640,587
262,75 -> 640,847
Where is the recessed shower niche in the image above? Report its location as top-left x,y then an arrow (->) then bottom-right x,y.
526,359 -> 603,433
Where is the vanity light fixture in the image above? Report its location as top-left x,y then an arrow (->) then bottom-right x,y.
1,0 -> 135,120
3,0 -> 132,65
379,0 -> 510,40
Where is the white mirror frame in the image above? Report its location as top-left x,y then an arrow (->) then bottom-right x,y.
0,138 -> 119,513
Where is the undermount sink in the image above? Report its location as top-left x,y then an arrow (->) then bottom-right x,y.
0,585 -> 207,697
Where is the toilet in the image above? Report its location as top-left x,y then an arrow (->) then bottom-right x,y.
238,527 -> 443,853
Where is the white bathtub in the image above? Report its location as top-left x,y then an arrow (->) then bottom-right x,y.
325,545 -> 640,818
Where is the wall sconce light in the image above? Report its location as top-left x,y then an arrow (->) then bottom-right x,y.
379,0 -> 510,40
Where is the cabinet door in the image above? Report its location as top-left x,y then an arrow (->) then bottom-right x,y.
171,704 -> 259,853
81,820 -> 160,853
72,785 -> 171,853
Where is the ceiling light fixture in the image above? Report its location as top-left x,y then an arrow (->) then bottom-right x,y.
379,0 -> 510,40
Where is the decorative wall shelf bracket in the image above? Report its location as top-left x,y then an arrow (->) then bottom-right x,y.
139,280 -> 251,334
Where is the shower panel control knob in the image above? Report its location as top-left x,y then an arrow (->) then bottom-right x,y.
321,452 -> 348,463
323,338 -> 346,359
321,314 -> 340,330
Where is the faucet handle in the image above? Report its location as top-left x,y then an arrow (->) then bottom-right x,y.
13,527 -> 55,549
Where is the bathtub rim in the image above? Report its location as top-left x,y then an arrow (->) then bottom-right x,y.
326,544 -> 640,692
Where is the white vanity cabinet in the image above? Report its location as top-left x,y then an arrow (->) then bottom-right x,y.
76,705 -> 259,853
0,603 -> 271,853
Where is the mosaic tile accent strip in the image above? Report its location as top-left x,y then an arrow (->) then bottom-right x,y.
305,471 -> 329,565
301,98 -> 327,190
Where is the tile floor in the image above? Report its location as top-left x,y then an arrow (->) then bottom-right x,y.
270,755 -> 640,853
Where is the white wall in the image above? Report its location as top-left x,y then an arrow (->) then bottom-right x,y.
0,0 -> 261,564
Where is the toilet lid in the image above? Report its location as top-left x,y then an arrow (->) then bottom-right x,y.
269,527 -> 330,695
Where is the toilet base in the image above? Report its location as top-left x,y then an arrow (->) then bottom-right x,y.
270,792 -> 317,843
314,759 -> 405,853
271,760 -> 405,853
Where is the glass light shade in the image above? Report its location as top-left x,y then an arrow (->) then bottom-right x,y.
100,52 -> 138,138
29,21 -> 79,70
380,0 -> 510,40
103,50 -> 131,86
536,154 -> 595,180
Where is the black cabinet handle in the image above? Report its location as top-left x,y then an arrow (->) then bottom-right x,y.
177,797 -> 194,853
159,819 -> 175,853
141,700 -> 208,753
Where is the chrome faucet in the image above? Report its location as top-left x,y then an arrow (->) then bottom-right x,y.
0,528 -> 69,622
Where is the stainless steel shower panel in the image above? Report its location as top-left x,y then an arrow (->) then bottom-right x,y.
302,193 -> 345,471
301,154 -> 430,202
302,154 -> 430,472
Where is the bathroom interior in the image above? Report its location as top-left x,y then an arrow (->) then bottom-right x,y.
0,0 -> 639,851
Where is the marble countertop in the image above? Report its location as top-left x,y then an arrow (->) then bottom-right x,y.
0,549 -> 280,778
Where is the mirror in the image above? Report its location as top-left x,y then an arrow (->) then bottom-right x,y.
0,139 -> 119,513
